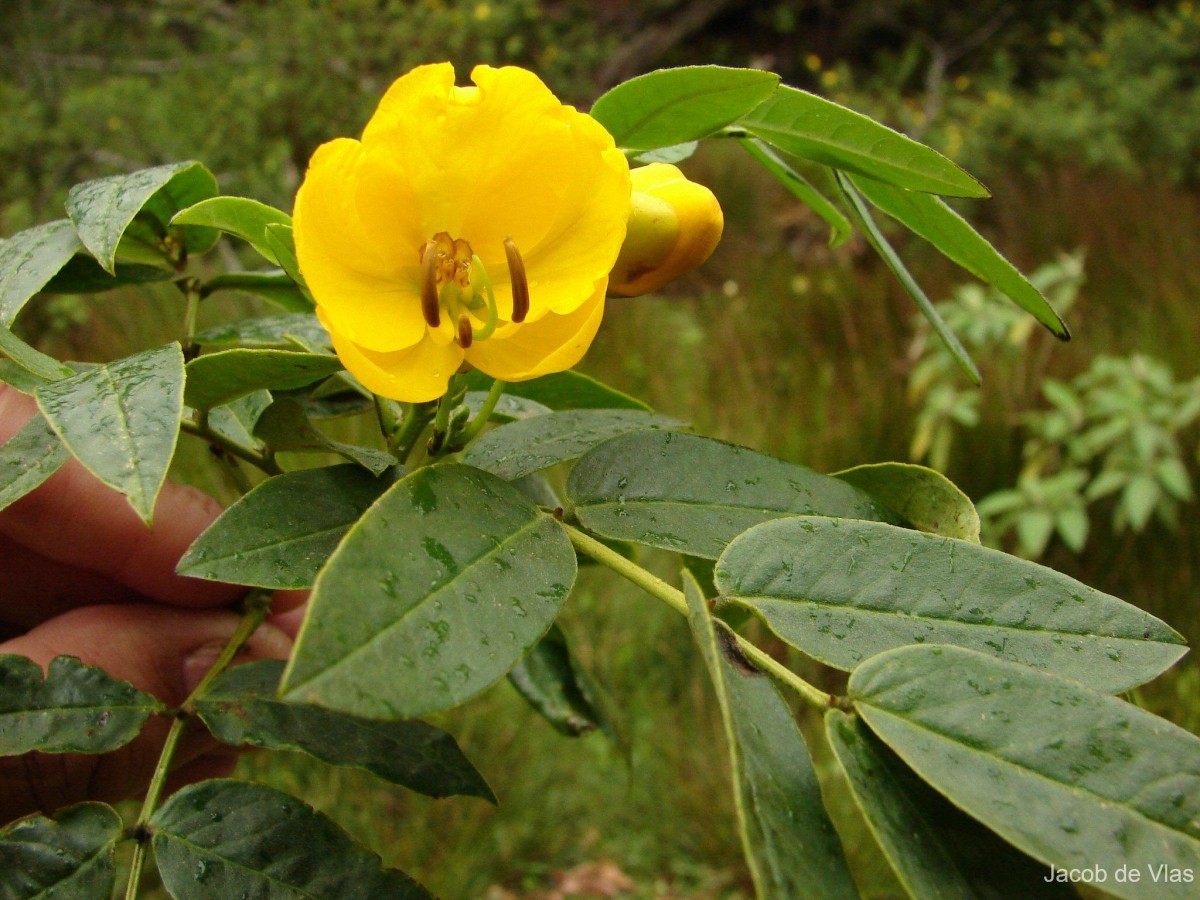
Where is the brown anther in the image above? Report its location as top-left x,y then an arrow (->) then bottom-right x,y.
504,236 -> 530,323
420,240 -> 440,328
457,313 -> 474,348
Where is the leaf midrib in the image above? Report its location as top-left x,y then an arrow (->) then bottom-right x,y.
286,514 -> 545,691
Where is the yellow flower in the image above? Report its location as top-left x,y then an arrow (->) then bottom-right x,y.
609,164 -> 723,298
293,63 -> 630,402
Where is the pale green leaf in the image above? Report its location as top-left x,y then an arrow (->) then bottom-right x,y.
833,461 -> 981,542
715,517 -> 1185,692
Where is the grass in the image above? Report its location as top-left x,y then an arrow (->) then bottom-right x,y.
30,147 -> 1200,896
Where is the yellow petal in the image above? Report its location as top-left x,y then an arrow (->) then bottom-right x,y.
358,63 -> 630,322
318,309 -> 464,403
465,281 -> 606,381
293,139 -> 429,352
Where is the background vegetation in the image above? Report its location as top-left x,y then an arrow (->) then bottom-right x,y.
4,1 -> 1199,896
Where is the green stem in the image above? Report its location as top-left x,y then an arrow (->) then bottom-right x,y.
179,278 -> 201,361
123,590 -> 274,899
393,402 -> 435,464
451,378 -> 506,451
427,391 -> 454,456
180,417 -> 282,476
562,522 -> 833,710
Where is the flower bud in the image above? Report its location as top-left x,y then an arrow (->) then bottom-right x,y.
608,163 -> 724,297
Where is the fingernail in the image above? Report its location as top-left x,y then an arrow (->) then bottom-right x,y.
182,639 -> 227,695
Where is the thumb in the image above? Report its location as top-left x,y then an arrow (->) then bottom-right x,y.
0,605 -> 291,820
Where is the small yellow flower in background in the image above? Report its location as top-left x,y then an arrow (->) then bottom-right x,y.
293,63 -> 630,402
608,164 -> 723,298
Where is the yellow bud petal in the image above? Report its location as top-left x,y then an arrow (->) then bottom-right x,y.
609,163 -> 723,298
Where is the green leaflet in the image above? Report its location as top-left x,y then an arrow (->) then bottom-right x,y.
192,311 -> 329,350
0,802 -> 123,900
178,464 -> 391,589
151,780 -> 431,899
826,710 -> 1069,899
833,461 -> 981,542
741,85 -> 988,198
848,173 -> 1069,340
0,220 -> 84,327
0,655 -> 164,754
568,430 -> 896,559
196,660 -> 495,802
184,348 -> 342,409
252,397 -> 396,474
683,570 -> 859,899
462,408 -> 683,481
0,411 -> 69,513
851,645 -> 1200,900
66,161 -> 219,273
281,464 -> 576,719
715,517 -> 1185,692
35,342 -> 184,523
592,65 -> 779,149
171,195 -> 292,265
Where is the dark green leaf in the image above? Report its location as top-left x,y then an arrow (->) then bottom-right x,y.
683,570 -> 859,899
36,343 -> 184,523
0,803 -> 123,900
193,312 -> 328,350
849,174 -> 1069,340
205,390 -> 272,452
179,465 -> 390,589
833,461 -> 981,542
716,517 -> 1185,692
40,255 -> 173,294
0,325 -> 73,382
253,397 -> 395,474
151,780 -> 431,899
0,412 -> 69,514
591,66 -> 780,149
170,196 -> 292,264
463,369 -> 650,411
66,161 -> 218,273
741,86 -> 988,198
196,660 -> 494,801
184,349 -> 342,410
851,645 -> 1200,899
826,709 -> 1069,899
837,171 -> 981,384
463,409 -> 683,481
0,655 -> 163,754
509,624 -> 605,738
0,220 -> 83,326
568,430 -> 896,559
281,464 -> 576,719
740,138 -> 852,247
200,270 -> 312,312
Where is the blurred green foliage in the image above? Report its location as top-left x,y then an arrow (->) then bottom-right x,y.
0,0 -> 613,227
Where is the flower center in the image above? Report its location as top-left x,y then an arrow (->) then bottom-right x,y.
418,231 -> 529,348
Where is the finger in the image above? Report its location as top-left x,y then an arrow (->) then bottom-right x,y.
0,385 -> 239,608
0,532 -> 136,632
0,604 -> 291,820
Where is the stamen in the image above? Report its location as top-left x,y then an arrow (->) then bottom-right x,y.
420,240 -> 440,328
457,313 -> 473,348
504,236 -> 529,323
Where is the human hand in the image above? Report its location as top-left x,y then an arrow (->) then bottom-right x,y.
0,383 -> 301,822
